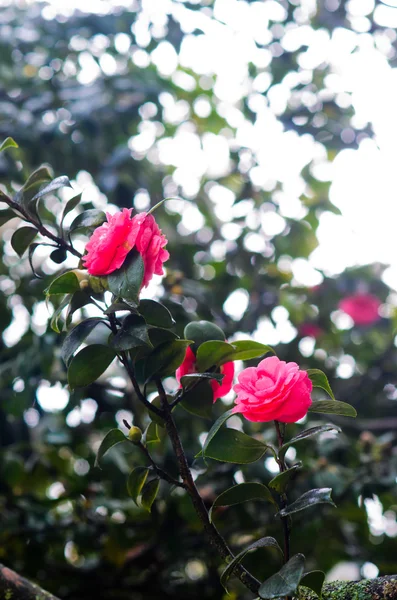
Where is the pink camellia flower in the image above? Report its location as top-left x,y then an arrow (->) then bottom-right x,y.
298,323 -> 323,339
232,356 -> 312,423
82,208 -> 169,288
338,293 -> 381,326
176,346 -> 235,401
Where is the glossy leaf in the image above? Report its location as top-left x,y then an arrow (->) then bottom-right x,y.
268,463 -> 303,494
68,344 -> 116,390
95,429 -> 127,468
0,208 -> 18,226
277,488 -> 335,517
108,250 -> 144,304
202,428 -> 270,464
300,570 -> 325,598
180,372 -> 224,388
50,294 -> 71,333
148,327 -> 179,347
111,314 -> 151,352
307,369 -> 335,400
144,422 -> 160,445
223,340 -> 274,364
209,482 -> 276,522
184,321 -> 226,350
279,424 -> 341,460
60,193 -> 82,232
15,166 -> 53,208
11,226 -> 37,257
258,554 -> 305,599
201,408 -> 235,461
141,478 -> 160,512
144,339 -> 192,380
309,400 -> 357,417
127,467 -> 150,504
46,271 -> 80,295
0,137 -> 18,152
196,340 -> 235,372
104,300 -> 138,314
30,175 -> 71,205
180,379 -> 214,419
50,248 -> 67,264
69,209 -> 106,234
62,318 -> 108,366
138,299 -> 175,328
221,537 -> 283,592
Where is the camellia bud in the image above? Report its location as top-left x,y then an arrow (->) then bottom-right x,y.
88,275 -> 109,293
128,426 -> 143,444
184,320 -> 226,351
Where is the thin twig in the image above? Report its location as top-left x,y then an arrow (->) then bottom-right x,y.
137,441 -> 185,489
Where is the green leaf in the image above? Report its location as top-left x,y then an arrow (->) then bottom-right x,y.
95,429 -> 127,468
201,408 -> 235,461
69,209 -> 106,234
127,467 -> 150,504
141,478 -> 160,512
0,137 -> 18,152
309,400 -> 357,418
147,198 -> 166,215
104,300 -> 138,314
11,226 -> 37,257
139,299 -> 175,328
15,166 -> 53,210
221,537 -> 283,592
148,327 -> 179,347
46,271 -> 81,295
196,340 -> 235,372
62,318 -> 108,366
268,463 -> 302,494
258,554 -> 305,599
29,175 -> 71,205
279,424 -> 341,460
277,488 -> 335,517
210,482 -> 276,522
60,193 -> 82,232
144,339 -> 192,380
180,379 -> 214,419
50,294 -> 71,333
300,570 -> 325,599
224,340 -> 274,364
28,242 -> 56,277
148,395 -> 169,427
184,321 -> 226,350
110,314 -> 152,352
50,248 -> 67,264
0,208 -> 18,226
203,428 -> 270,464
108,250 -> 144,304
68,344 -> 116,390
180,372 -> 224,388
144,422 -> 160,445
306,369 -> 335,400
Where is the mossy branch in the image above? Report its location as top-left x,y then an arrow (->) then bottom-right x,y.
0,563 -> 60,600
299,576 -> 397,600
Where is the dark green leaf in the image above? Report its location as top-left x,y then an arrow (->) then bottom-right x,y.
203,428 -> 270,464
60,193 -> 82,232
15,166 -> 53,210
224,340 -> 274,364
28,242 -> 55,278
141,478 -> 160,512
104,300 -> 138,314
148,327 -> 179,347
127,467 -> 150,504
201,408 -> 235,461
65,291 -> 92,324
110,314 -> 151,352
184,321 -> 226,350
68,344 -> 116,390
180,372 -> 224,388
46,271 -> 80,295
180,379 -> 214,419
11,226 -> 37,257
62,318 -> 108,366
50,248 -> 67,264
221,537 -> 283,592
0,208 -> 18,226
277,488 -> 335,517
144,422 -> 160,445
300,570 -> 325,598
95,429 -> 127,468
50,294 -> 71,333
139,299 -> 175,328
69,209 -> 106,234
210,482 -> 276,522
108,250 -> 144,304
30,175 -> 71,204
309,400 -> 357,417
196,340 -> 235,372
144,339 -> 192,380
269,463 -> 302,494
258,554 -> 305,599
279,425 -> 341,460
306,369 -> 335,400
0,137 -> 18,152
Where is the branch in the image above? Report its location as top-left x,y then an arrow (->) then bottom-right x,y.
155,378 -> 261,595
136,440 -> 186,489
0,563 -> 60,600
300,576 -> 397,600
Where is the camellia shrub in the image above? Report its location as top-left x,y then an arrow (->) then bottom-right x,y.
0,137 -> 360,599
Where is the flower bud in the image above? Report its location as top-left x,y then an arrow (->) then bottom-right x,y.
88,275 -> 109,293
184,321 -> 226,351
128,426 -> 143,444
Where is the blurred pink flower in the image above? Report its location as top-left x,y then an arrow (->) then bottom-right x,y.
233,356 -> 312,423
83,208 -> 169,288
299,323 -> 323,338
338,293 -> 381,326
176,346 -> 235,401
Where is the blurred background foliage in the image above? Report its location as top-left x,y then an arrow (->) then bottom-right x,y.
1,0 -> 397,598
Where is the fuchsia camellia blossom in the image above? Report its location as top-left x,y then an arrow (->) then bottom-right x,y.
338,293 -> 381,326
176,346 -> 235,401
82,208 -> 169,288
232,356 -> 312,423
